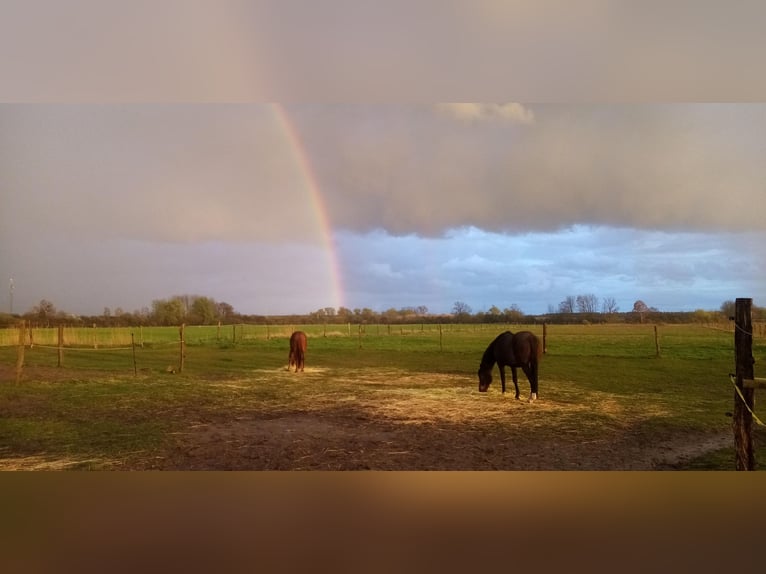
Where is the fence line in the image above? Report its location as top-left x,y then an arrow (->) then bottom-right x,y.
8,321 -> 760,351
6,322 -> 185,384
5,320 -> 762,386
0,322 -> 538,348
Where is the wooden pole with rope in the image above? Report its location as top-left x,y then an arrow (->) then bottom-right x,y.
733,298 -> 755,470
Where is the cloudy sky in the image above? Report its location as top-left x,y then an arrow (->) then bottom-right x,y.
2,103 -> 765,316
2,2 -> 766,317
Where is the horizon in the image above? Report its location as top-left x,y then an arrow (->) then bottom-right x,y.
2,288 -> 748,320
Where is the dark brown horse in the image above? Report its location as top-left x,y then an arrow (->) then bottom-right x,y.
288,330 -> 307,372
477,331 -> 542,402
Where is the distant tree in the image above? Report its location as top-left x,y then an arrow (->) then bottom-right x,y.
602,297 -> 619,314
28,299 -> 57,325
452,301 -> 472,320
151,298 -> 186,326
720,300 -> 736,319
576,294 -> 599,313
381,308 -> 399,323
312,308 -> 328,320
558,296 -> 576,313
504,304 -> 524,323
415,305 -> 429,316
693,309 -> 714,324
632,300 -> 650,323
398,307 -> 421,321
138,307 -> 151,325
190,296 -> 218,325
359,308 -> 377,322
216,302 -> 235,322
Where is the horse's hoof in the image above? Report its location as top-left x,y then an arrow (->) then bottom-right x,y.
528,393 -> 537,403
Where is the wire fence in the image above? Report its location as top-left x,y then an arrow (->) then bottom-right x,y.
3,321 -> 765,378
0,321 -> 532,349
1,321 -> 528,381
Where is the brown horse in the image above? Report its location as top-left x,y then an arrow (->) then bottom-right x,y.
477,331 -> 542,402
288,330 -> 307,372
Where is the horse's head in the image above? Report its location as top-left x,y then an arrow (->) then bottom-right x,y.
478,368 -> 492,392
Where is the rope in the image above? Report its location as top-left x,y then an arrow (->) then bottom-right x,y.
733,322 -> 754,336
728,374 -> 765,427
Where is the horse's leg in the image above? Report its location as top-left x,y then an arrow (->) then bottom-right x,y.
511,366 -> 520,400
521,362 -> 538,402
498,365 -> 507,394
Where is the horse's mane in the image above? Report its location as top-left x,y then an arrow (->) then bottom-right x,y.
479,331 -> 512,369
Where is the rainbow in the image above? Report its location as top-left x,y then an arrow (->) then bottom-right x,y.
271,104 -> 345,310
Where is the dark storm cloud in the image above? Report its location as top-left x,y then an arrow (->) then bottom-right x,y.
291,104 -> 766,237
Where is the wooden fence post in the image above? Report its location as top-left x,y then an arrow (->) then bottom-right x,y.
131,332 -> 138,376
543,323 -> 548,354
57,325 -> 64,367
733,298 -> 755,470
179,324 -> 186,373
15,320 -> 26,384
654,325 -> 661,358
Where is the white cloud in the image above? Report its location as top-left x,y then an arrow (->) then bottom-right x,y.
436,102 -> 535,124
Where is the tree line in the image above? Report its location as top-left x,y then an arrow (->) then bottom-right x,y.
2,294 -> 764,329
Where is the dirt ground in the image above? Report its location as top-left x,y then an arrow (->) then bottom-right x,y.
142,370 -> 733,471
143,412 -> 731,471
1,367 -> 733,471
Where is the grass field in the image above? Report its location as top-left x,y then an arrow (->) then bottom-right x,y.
1,323 -> 764,470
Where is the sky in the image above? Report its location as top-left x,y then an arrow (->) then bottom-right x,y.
2,103 -> 765,317
2,2 -> 766,317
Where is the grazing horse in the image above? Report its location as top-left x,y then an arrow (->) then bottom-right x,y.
477,331 -> 542,402
288,330 -> 307,372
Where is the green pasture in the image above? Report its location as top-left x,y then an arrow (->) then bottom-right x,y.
1,323 -> 765,470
